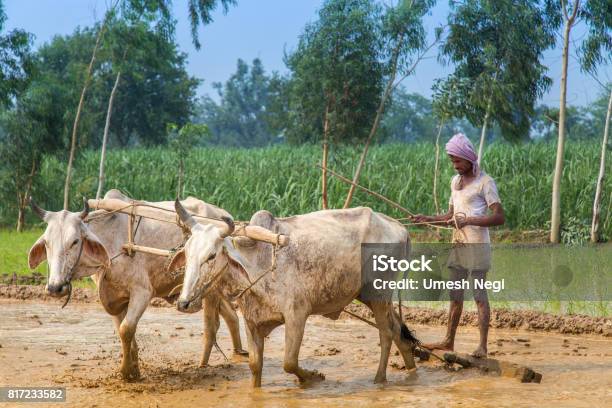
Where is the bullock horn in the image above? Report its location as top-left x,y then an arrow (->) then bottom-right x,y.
175,199 -> 198,230
80,197 -> 90,220
29,197 -> 48,221
219,216 -> 235,238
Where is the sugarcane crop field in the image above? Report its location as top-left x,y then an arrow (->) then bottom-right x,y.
0,1 -> 611,407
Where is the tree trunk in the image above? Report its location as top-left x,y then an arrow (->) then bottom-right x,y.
433,121 -> 444,214
16,157 -> 37,232
63,18 -> 109,210
590,88 -> 612,243
177,157 -> 184,199
96,70 -> 121,200
477,99 -> 492,164
16,206 -> 25,232
322,105 -> 330,209
343,34 -> 404,209
550,7 -> 577,243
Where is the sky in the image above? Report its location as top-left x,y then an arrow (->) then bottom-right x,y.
4,0 -> 611,107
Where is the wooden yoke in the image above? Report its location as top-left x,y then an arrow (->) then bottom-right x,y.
88,199 -> 289,257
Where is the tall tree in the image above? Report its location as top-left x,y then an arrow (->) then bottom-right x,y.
64,0 -> 237,207
0,78 -> 65,231
286,0 -> 384,208
579,0 -> 611,242
550,0 -> 609,243
97,2 -> 177,198
0,0 -> 38,231
63,4 -> 115,210
591,88 -> 612,242
343,0 -> 440,208
437,0 -> 557,164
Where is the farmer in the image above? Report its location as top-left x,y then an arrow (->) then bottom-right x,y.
412,133 -> 505,358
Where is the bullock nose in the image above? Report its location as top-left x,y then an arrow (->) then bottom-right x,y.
177,299 -> 190,312
46,283 -> 65,296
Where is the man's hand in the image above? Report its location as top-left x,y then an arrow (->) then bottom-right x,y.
447,216 -> 470,229
411,214 -> 431,224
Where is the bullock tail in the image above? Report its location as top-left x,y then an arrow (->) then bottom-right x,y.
400,323 -> 420,346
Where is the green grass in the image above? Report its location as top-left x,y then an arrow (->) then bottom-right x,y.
0,229 -> 95,288
0,229 -> 45,277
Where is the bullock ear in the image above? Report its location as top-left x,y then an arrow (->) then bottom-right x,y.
167,249 -> 186,273
83,234 -> 110,267
28,237 -> 47,269
223,238 -> 250,273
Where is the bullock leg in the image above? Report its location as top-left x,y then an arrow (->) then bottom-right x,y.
368,301 -> 394,383
219,298 -> 249,358
111,309 -> 139,373
119,290 -> 150,380
200,295 -> 221,367
245,322 -> 265,387
390,308 -> 416,371
283,314 -> 325,384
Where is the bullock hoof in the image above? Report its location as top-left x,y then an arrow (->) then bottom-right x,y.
232,349 -> 249,362
298,369 -> 325,384
120,365 -> 141,381
374,374 -> 387,384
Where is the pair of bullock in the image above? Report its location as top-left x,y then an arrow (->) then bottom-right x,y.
28,189 -> 418,387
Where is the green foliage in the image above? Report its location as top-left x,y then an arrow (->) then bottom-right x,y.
0,74 -> 66,228
559,217 -> 591,245
11,142 -> 610,240
381,0 -> 436,76
437,0 -> 557,141
381,87 -> 487,142
195,58 -> 282,147
530,87 -> 612,140
187,0 -> 237,49
34,20 -> 199,148
578,0 -> 611,73
285,0 -> 384,145
0,0 -> 35,108
167,122 -> 210,154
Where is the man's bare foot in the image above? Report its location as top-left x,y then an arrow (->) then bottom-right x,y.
422,340 -> 454,351
471,346 -> 487,358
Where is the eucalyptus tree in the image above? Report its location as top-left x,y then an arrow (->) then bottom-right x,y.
550,0 -> 610,243
0,0 -> 39,231
436,0 -> 557,165
285,0 -> 384,209
577,0 -> 611,242
343,0 -> 440,208
64,0 -> 238,207
96,1 -> 176,199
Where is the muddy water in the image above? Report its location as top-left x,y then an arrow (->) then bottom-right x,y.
1,300 -> 611,408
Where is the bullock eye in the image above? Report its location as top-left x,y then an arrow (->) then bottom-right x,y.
206,253 -> 216,262
70,239 -> 79,248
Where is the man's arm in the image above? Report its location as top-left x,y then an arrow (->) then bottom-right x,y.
451,202 -> 505,228
412,206 -> 454,224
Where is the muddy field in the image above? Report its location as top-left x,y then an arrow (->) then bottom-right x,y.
1,298 -> 611,408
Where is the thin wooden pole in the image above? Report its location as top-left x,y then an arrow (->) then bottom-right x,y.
317,165 -> 415,217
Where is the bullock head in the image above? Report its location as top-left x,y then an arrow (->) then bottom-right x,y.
168,199 -> 238,313
28,198 -> 110,297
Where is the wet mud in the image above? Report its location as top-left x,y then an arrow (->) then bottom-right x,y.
1,299 -> 611,407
